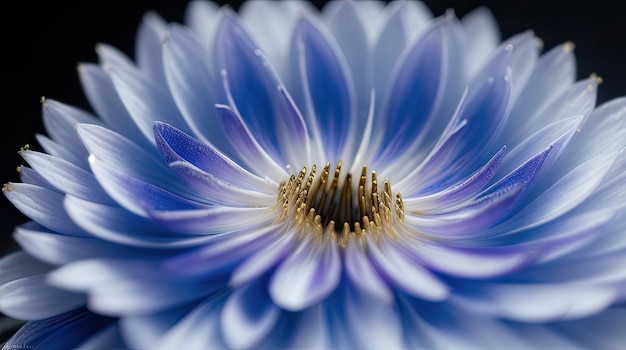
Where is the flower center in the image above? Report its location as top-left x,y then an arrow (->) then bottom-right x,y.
274,161 -> 404,246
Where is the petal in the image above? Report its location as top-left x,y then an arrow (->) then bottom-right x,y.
269,237 -> 341,311
163,25 -> 232,153
214,12 -> 310,167
3,308 -> 115,350
374,17 -> 448,163
221,277 -> 281,349
344,239 -> 393,303
155,296 -> 228,350
0,251 -> 53,286
104,62 -> 192,143
183,0 -> 220,51
368,238 -> 449,301
4,183 -> 85,236
149,206 -> 275,235
154,121 -> 276,193
0,275 -> 86,320
162,227 -> 279,277
292,16 -> 356,163
452,283 -> 616,322
461,7 -> 500,78
229,233 -> 298,287
78,63 -> 151,149
20,150 -> 113,204
136,11 -> 168,85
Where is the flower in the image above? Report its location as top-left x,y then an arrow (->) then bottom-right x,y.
2,0 -> 626,348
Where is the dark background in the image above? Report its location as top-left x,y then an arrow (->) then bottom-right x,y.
1,0 -> 625,342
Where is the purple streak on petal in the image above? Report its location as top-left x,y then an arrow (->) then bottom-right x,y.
502,151 -> 618,232
162,25 -> 219,142
405,146 -> 505,211
65,195 -> 216,248
221,276 -> 281,349
293,16 -> 355,163
367,238 -> 448,301
20,150 -> 113,205
269,237 -> 341,311
76,124 -> 193,196
154,121 -> 276,193
89,157 -> 202,216
0,274 -> 86,320
148,206 -> 275,235
214,104 -> 288,181
344,239 -> 393,304
214,13 -> 309,165
407,182 -> 524,237
495,115 -> 583,180
4,183 -> 85,236
229,232 -> 297,287
162,227 -> 279,277
166,161 -> 274,206
3,308 -> 115,350
375,17 -> 447,163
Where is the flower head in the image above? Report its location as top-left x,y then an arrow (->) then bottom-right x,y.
2,1 -> 626,349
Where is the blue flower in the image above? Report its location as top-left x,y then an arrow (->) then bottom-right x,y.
2,0 -> 626,349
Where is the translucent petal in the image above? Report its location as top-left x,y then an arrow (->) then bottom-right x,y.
20,150 -> 113,204
368,238 -> 448,300
221,277 -> 280,349
0,275 -> 86,320
344,240 -> 393,303
292,16 -> 356,163
4,183 -> 84,236
214,13 -> 310,167
269,238 -> 341,311
136,11 -> 168,85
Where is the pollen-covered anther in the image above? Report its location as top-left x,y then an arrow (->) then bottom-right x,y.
275,161 -> 405,246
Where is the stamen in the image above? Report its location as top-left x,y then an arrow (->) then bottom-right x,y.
275,161 -> 405,246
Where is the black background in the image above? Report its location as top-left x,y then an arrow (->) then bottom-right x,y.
1,0 -> 626,342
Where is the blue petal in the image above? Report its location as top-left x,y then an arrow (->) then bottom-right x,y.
367,238 -> 448,301
148,206 -> 275,235
162,25 -> 229,153
4,183 -> 85,236
0,275 -> 86,320
104,62 -> 192,143
78,63 -> 151,149
65,195 -> 211,248
214,105 -> 288,180
3,308 -> 115,350
35,135 -> 88,171
292,16 -> 356,163
153,121 -> 276,193
49,259 -> 215,316
0,252 -> 53,286
213,12 -> 310,166
20,150 -> 113,205
269,237 -> 341,311
375,17 -> 448,163
221,276 -> 281,349
136,11 -> 168,86
89,156 -> 203,216
344,239 -> 393,303
14,222 -> 150,265
162,227 -> 279,277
